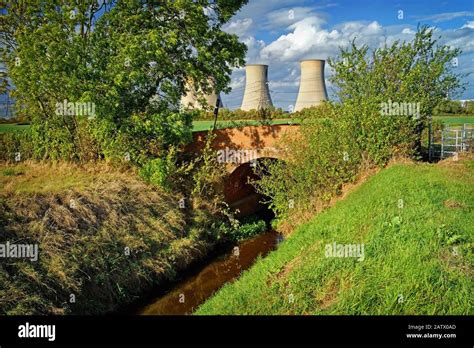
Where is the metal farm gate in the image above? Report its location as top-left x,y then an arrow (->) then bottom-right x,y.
429,123 -> 474,161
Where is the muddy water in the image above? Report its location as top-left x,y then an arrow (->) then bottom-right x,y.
138,230 -> 280,315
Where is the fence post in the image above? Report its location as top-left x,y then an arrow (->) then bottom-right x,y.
455,129 -> 459,152
441,131 -> 444,159
428,115 -> 432,162
212,95 -> 221,131
461,123 -> 467,151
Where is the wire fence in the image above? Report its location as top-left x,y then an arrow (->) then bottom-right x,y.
429,123 -> 474,160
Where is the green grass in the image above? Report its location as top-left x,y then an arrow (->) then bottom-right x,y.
192,118 -> 295,132
433,115 -> 474,125
196,159 -> 474,315
0,123 -> 30,133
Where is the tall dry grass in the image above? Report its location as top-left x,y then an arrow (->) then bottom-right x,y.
0,162 -> 213,314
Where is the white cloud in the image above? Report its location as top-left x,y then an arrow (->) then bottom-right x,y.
229,75 -> 245,90
269,79 -> 299,88
461,21 -> 474,29
242,36 -> 266,62
364,21 -> 384,35
265,7 -> 326,30
402,28 -> 416,34
223,18 -> 253,37
439,25 -> 474,54
415,11 -> 474,23
261,19 -> 385,64
261,16 -> 331,62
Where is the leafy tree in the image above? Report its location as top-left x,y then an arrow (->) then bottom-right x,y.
1,0 -> 247,163
464,101 -> 474,115
328,25 -> 464,155
254,26 -> 465,223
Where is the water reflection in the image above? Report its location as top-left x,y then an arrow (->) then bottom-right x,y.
138,230 -> 280,315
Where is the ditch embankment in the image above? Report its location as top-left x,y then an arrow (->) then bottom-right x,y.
0,161 -> 276,315
0,162 -> 214,314
196,157 -> 474,315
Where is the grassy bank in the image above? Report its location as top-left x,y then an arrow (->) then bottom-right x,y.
196,158 -> 474,315
0,162 -> 215,314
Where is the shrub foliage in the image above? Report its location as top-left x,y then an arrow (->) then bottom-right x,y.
254,26 -> 464,222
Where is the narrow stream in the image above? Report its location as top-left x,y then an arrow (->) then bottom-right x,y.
137,229 -> 281,315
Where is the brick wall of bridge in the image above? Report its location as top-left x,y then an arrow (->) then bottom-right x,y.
186,124 -> 299,216
187,124 -> 299,158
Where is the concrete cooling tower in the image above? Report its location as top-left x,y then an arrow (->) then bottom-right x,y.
294,59 -> 328,112
181,79 -> 222,111
241,64 -> 273,111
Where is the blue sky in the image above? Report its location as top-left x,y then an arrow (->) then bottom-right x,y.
221,0 -> 474,110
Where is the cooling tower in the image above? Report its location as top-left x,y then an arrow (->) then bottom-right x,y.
181,79 -> 222,111
241,64 -> 273,111
294,59 -> 328,112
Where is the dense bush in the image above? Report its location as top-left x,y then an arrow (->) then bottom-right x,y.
139,149 -> 178,190
465,101 -> 474,114
0,129 -> 35,162
254,103 -> 362,219
212,214 -> 267,243
254,26 -> 463,223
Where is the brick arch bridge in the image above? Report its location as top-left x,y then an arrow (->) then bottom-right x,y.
187,124 -> 299,216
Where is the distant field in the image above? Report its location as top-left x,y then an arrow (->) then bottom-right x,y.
0,123 -> 29,133
192,119 -> 295,132
433,115 -> 474,125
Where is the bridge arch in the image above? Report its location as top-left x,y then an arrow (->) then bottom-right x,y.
186,124 -> 299,216
224,157 -> 282,217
